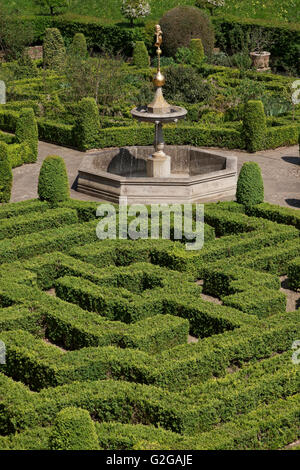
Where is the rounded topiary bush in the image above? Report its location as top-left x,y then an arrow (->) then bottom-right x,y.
160,6 -> 215,57
189,38 -> 205,66
133,41 -> 150,68
69,33 -> 88,59
15,108 -> 38,163
243,100 -> 266,153
38,155 -> 69,204
43,28 -> 66,70
74,97 -> 100,150
49,407 -> 100,450
0,142 -> 12,203
236,161 -> 264,206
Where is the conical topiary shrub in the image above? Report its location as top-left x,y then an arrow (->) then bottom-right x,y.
49,407 -> 100,450
243,100 -> 266,153
15,108 -> 38,163
69,33 -> 88,59
0,142 -> 12,203
236,161 -> 264,207
133,41 -> 150,68
43,28 -> 66,70
189,38 -> 204,66
74,97 -> 100,150
38,155 -> 69,204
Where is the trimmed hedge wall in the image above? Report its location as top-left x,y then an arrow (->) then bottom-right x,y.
1,392 -> 299,450
0,198 -> 299,450
0,208 -> 78,240
49,407 -> 100,450
288,257 -> 300,292
0,142 -> 13,203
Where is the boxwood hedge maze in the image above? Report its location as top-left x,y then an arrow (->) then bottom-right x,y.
0,198 -> 299,450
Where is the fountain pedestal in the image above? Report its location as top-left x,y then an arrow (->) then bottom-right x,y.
147,154 -> 171,178
147,121 -> 171,177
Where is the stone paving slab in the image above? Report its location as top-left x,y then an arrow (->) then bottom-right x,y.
10,142 -> 300,208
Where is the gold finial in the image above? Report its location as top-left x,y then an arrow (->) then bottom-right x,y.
147,24 -> 171,114
155,24 -> 163,72
153,24 -> 165,88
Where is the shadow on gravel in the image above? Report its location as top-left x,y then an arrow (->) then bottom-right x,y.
285,198 -> 300,208
282,156 -> 299,165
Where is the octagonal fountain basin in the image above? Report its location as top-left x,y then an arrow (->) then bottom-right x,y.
77,146 -> 237,204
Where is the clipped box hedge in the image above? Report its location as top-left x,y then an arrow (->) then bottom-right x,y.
288,257 -> 300,291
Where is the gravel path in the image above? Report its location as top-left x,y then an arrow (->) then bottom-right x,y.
10,142 -> 300,208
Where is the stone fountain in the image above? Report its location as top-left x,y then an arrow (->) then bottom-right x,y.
131,25 -> 187,178
77,25 -> 237,204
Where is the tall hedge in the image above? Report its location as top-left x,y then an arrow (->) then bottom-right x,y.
189,38 -> 205,66
15,108 -> 38,163
74,97 -> 100,151
49,407 -> 100,450
236,161 -> 264,207
38,155 -> 70,204
43,28 -> 66,70
0,142 -> 13,203
133,41 -> 150,68
160,6 -> 215,57
243,100 -> 266,153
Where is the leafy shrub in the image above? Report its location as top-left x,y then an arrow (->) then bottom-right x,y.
43,28 -> 66,70
243,100 -> 266,152
8,142 -> 31,168
74,97 -> 100,150
0,142 -> 12,203
15,108 -> 38,163
176,39 -> 204,66
133,41 -> 150,68
164,65 -> 217,104
175,47 -> 193,65
236,161 -> 264,207
160,6 -> 215,57
49,407 -> 100,450
38,155 -> 70,204
14,51 -> 39,79
34,0 -> 68,16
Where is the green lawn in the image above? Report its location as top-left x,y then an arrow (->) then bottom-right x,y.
2,0 -> 299,23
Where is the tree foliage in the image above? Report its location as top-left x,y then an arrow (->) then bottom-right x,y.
0,5 -> 33,60
121,0 -> 151,27
33,0 -> 68,16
